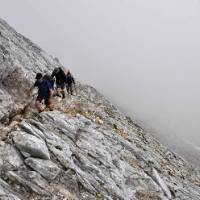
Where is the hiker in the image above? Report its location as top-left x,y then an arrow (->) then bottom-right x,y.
66,70 -> 75,95
28,73 -> 53,112
51,67 -> 67,99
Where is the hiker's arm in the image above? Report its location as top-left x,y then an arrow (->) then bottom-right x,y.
72,77 -> 75,84
51,71 -> 55,78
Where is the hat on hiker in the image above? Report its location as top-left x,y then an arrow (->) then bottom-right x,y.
35,73 -> 43,80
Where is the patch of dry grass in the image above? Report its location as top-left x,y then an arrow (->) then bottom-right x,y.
135,190 -> 162,200
113,124 -> 129,140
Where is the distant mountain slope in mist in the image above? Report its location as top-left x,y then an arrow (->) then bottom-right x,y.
0,18 -> 200,200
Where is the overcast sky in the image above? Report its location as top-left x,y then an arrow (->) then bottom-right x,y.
1,0 -> 200,150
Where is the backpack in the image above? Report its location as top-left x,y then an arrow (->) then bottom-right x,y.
43,74 -> 55,89
52,68 -> 67,84
38,79 -> 51,97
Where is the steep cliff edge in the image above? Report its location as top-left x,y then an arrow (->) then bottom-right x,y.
0,18 -> 199,200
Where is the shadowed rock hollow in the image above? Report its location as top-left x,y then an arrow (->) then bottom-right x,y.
0,18 -> 200,200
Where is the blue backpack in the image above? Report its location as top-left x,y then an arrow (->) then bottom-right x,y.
38,79 -> 51,97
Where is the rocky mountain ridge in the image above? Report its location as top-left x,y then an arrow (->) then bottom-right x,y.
0,18 -> 200,200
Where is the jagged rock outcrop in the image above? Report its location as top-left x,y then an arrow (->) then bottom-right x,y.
0,18 -> 200,200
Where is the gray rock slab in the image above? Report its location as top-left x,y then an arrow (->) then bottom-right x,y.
25,158 -> 61,180
7,170 -> 50,196
13,131 -> 50,160
0,141 -> 23,171
0,178 -> 22,200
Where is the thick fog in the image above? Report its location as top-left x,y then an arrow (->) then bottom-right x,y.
1,0 -> 200,159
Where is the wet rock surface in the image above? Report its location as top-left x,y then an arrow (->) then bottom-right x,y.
0,18 -> 199,199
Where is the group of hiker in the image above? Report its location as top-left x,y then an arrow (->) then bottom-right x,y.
28,67 -> 75,112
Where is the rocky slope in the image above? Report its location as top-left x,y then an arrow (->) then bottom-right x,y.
0,18 -> 61,123
0,18 -> 200,200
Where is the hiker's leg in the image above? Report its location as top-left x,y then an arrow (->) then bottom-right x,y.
35,96 -> 42,112
52,88 -> 56,97
61,83 -> 65,99
66,85 -> 70,95
56,86 -> 62,97
35,100 -> 42,112
60,89 -> 65,98
70,84 -> 73,95
45,97 -> 53,111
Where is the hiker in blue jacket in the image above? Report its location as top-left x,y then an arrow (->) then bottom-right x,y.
28,73 -> 53,112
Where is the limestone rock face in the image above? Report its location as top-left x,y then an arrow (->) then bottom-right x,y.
0,18 -> 62,122
25,158 -> 61,180
0,141 -> 23,171
0,18 -> 199,200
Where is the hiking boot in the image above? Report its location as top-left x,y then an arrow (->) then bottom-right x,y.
38,109 -> 43,113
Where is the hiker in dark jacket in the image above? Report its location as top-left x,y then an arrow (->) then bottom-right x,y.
28,73 -> 53,112
66,70 -> 75,95
51,67 -> 66,98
